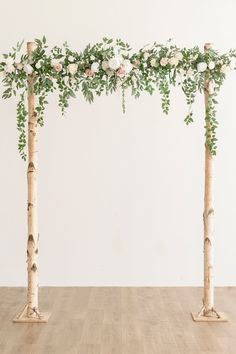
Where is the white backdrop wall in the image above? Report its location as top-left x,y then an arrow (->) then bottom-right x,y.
0,0 -> 236,286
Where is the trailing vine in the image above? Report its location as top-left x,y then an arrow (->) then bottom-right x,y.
0,37 -> 236,159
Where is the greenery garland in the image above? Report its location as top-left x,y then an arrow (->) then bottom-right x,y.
0,36 -> 236,159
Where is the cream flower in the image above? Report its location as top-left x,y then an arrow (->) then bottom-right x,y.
108,56 -> 121,70
67,63 -> 78,75
143,52 -> 150,60
106,69 -> 114,77
197,62 -> 207,72
150,58 -> 158,67
35,61 -> 43,69
24,64 -> 33,74
16,63 -> 23,70
175,51 -> 183,61
102,60 -> 109,71
68,55 -> 74,62
91,62 -> 100,73
5,64 -> 15,73
133,59 -> 141,68
160,57 -> 169,66
122,59 -> 132,73
169,57 -> 179,66
5,57 -> 14,65
221,64 -> 230,74
208,61 -> 215,70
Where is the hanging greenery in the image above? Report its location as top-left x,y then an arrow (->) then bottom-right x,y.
0,36 -> 236,158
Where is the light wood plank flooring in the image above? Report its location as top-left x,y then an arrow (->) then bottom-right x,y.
0,287 -> 236,354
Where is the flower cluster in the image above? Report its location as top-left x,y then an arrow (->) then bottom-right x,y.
0,37 -> 236,159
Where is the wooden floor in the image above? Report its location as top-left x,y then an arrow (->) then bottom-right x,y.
0,287 -> 236,354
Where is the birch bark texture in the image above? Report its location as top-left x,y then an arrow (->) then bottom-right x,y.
26,41 -> 39,318
192,43 -> 226,322
13,42 -> 50,323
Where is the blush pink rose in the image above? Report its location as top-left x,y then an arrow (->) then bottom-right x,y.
85,68 -> 95,77
117,66 -> 126,78
54,62 -> 63,72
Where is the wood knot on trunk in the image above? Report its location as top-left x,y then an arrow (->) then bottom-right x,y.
207,208 -> 214,216
29,129 -> 36,136
27,202 -> 33,211
204,237 -> 212,245
28,162 -> 36,172
28,234 -> 35,244
31,263 -> 37,272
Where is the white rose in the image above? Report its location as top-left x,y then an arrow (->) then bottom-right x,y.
169,57 -> 179,66
5,64 -> 15,73
108,56 -> 121,70
68,55 -> 74,62
67,63 -> 78,75
175,51 -> 183,61
102,60 -> 109,71
160,57 -> 169,67
5,57 -> 14,65
91,62 -> 100,73
208,61 -> 215,70
207,80 -> 215,95
150,58 -> 158,67
197,62 -> 207,72
122,59 -> 133,73
221,64 -> 230,74
143,52 -> 150,61
24,64 -> 33,74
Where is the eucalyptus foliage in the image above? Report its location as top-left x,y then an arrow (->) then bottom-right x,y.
0,37 -> 236,159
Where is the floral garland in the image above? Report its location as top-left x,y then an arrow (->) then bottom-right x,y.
0,36 -> 236,159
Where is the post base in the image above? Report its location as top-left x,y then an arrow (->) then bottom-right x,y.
13,305 -> 51,323
191,311 -> 227,322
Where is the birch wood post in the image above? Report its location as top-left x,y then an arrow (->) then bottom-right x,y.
13,42 -> 50,323
192,43 -> 227,322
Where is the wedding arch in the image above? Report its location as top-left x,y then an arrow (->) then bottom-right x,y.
1,37 -> 235,323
